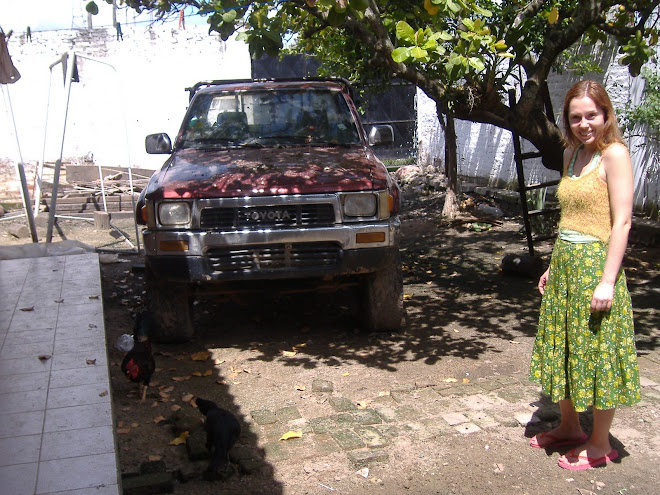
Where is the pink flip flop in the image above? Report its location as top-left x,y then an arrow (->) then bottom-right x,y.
529,431 -> 588,449
558,448 -> 619,470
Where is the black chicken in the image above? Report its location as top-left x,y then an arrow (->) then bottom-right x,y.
121,311 -> 156,402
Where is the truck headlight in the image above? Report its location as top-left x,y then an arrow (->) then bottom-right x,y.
158,202 -> 191,225
343,193 -> 377,217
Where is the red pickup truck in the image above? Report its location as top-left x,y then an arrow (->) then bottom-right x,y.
136,79 -> 402,342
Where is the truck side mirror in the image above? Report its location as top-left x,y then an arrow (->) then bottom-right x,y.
145,133 -> 172,154
368,125 -> 394,146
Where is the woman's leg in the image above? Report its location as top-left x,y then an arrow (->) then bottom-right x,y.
530,399 -> 586,448
562,407 -> 615,458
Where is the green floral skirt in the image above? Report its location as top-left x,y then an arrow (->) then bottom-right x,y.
529,239 -> 641,411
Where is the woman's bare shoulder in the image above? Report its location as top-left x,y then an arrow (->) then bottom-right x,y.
601,142 -> 629,160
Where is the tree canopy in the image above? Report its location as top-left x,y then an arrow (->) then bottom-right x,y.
92,0 -> 659,171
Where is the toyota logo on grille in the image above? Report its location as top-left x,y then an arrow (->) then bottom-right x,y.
243,209 -> 292,222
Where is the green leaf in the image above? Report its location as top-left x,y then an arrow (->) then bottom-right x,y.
392,47 -> 410,63
349,0 -> 369,12
468,57 -> 485,71
410,46 -> 429,59
85,1 -> 99,15
396,21 -> 415,43
222,10 -> 237,23
327,6 -> 347,26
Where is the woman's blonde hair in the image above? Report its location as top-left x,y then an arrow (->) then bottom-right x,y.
562,80 -> 624,151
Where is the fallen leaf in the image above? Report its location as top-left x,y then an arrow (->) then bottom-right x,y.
181,394 -> 194,403
175,355 -> 186,361
38,355 -> 52,362
54,299 -> 64,303
172,376 -> 190,382
169,431 -> 189,445
279,430 -> 303,441
509,340 -> 520,345
443,378 -> 457,383
131,422 -> 139,428
116,427 -> 131,434
191,371 -> 203,377
154,416 -> 166,424
463,378 -> 470,383
281,350 -> 297,357
403,294 -> 412,300
342,372 -> 350,377
148,455 -> 162,461
191,351 -> 211,361
160,386 -> 174,393
86,359 -> 97,365
170,405 -> 181,412
295,385 -> 306,391
357,401 -> 369,409
203,369 -> 213,376
378,391 -> 390,397
99,390 -> 109,397
20,306 -> 34,312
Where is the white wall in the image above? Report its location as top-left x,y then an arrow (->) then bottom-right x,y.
416,48 -> 659,215
1,23 -> 251,170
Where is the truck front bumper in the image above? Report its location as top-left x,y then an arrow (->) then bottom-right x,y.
142,218 -> 400,283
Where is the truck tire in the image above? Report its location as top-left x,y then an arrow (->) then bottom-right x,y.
361,254 -> 403,332
145,269 -> 194,343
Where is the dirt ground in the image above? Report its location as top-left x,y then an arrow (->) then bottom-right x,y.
2,189 -> 659,494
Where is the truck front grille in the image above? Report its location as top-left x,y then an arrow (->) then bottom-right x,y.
206,242 -> 341,272
200,204 -> 335,230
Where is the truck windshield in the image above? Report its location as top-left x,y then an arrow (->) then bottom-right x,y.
178,88 -> 361,149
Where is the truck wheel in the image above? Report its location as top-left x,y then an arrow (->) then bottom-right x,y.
145,270 -> 194,343
361,254 -> 403,332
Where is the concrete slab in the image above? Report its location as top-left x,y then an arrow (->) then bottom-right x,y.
0,254 -> 121,495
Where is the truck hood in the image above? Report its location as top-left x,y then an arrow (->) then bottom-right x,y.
146,146 -> 391,199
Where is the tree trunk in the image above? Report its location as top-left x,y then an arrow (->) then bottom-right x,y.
441,110 -> 460,219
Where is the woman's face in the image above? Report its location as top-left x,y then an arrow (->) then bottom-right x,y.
567,96 -> 605,148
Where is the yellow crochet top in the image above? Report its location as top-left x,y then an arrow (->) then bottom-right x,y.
557,150 -> 611,243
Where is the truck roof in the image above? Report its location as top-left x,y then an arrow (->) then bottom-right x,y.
186,78 -> 353,102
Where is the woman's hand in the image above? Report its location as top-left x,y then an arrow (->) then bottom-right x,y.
591,281 -> 614,312
538,268 -> 550,295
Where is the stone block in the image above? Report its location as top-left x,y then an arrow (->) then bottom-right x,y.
139,460 -> 167,475
263,441 -> 290,461
347,449 -> 389,468
94,211 -> 110,230
351,409 -> 382,425
275,405 -> 302,422
441,412 -> 468,426
121,472 -> 174,494
186,428 -> 209,461
454,422 -> 482,434
8,224 -> 30,238
251,409 -> 279,425
328,396 -> 356,412
312,379 -> 333,393
329,429 -> 365,451
312,433 -> 342,456
355,426 -> 389,448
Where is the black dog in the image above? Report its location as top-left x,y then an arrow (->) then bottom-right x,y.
195,398 -> 241,473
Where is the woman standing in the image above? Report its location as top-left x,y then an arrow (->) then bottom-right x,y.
528,80 -> 641,470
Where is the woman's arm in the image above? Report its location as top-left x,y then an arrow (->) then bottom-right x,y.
591,143 -> 633,312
